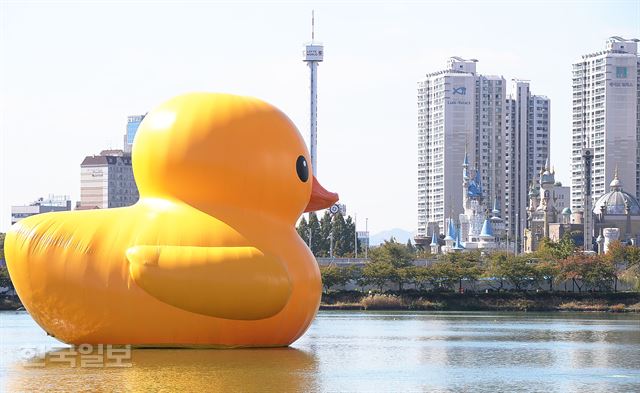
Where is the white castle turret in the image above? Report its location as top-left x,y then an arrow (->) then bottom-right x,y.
538,158 -> 557,238
602,227 -> 620,254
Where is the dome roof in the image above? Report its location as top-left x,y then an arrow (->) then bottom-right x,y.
593,174 -> 640,215
539,157 -> 555,185
540,170 -> 555,185
593,190 -> 640,215
561,207 -> 572,215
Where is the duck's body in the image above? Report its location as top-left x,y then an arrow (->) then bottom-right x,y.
6,199 -> 320,346
5,93 -> 337,346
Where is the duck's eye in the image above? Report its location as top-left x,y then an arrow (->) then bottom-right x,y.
296,156 -> 309,182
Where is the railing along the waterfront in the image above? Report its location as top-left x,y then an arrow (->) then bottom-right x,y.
315,257 -> 435,266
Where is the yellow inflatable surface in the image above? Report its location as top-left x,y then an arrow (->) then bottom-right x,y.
4,93 -> 338,347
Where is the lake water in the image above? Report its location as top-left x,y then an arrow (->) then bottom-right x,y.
1,311 -> 639,392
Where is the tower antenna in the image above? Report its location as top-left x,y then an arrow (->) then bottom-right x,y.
302,10 -> 323,176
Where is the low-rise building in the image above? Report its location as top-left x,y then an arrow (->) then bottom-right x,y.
11,195 -> 71,225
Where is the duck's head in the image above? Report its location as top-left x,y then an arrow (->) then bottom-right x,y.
132,93 -> 338,223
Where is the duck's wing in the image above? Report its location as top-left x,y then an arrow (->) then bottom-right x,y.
126,245 -> 291,320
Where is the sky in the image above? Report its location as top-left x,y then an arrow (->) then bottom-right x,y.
0,0 -> 639,234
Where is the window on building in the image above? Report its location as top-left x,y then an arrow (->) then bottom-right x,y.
615,67 -> 627,78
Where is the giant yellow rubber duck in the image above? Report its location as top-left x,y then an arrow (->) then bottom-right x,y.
4,93 -> 338,347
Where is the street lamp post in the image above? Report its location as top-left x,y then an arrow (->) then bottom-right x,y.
365,218 -> 369,259
354,214 -> 358,258
515,213 -> 519,255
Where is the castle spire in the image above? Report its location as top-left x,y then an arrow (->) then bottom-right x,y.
610,165 -> 622,191
463,149 -> 469,180
492,197 -> 500,216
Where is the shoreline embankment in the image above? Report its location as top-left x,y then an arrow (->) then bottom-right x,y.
320,291 -> 640,312
2,292 -> 639,313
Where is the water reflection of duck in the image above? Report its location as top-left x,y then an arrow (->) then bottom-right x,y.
5,93 -> 338,346
9,347 -> 319,392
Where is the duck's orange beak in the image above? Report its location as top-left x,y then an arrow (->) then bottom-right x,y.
304,176 -> 339,213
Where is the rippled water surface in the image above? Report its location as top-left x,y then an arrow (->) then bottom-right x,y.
1,311 -> 639,392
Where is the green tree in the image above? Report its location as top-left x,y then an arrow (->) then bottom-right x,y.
347,264 -> 366,291
438,252 -> 483,292
369,239 -> 414,268
395,266 -> 416,291
606,240 -> 640,268
558,254 -> 615,292
537,234 -> 575,260
296,214 -> 323,256
331,213 -> 348,257
0,267 -> 11,289
296,216 -> 309,245
430,261 -> 459,291
0,232 -> 5,261
558,255 -> 584,292
319,264 -> 351,293
319,211 -> 332,257
408,265 -> 433,290
343,215 -> 358,256
534,259 -> 560,291
485,253 -> 536,291
406,239 -> 416,254
308,212 -> 322,256
604,241 -> 629,291
459,257 -> 483,292
361,261 -> 395,291
582,256 -> 616,291
485,252 -> 509,290
366,239 -> 415,290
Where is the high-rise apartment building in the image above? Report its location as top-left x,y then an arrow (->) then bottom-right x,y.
416,58 -> 550,249
123,114 -> 145,153
416,58 -> 506,242
80,150 -> 139,209
504,81 -> 550,245
571,37 -> 640,213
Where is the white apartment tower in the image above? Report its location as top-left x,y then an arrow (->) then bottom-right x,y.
571,37 -> 640,214
416,57 -> 506,242
504,81 -> 550,246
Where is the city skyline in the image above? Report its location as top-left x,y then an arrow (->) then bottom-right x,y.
1,1 -> 638,233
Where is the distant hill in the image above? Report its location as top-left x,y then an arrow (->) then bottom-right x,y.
369,228 -> 415,246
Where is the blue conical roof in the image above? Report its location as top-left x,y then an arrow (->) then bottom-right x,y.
452,226 -> 465,250
444,219 -> 455,241
479,219 -> 494,239
431,231 -> 439,245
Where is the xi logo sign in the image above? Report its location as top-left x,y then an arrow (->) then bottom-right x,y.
452,87 -> 466,95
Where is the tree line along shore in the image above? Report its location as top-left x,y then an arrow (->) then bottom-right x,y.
316,234 -> 640,312
1,231 -> 640,312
